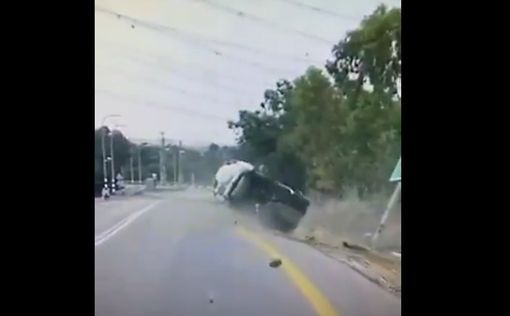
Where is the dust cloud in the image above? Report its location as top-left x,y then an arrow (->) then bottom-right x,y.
293,190 -> 401,252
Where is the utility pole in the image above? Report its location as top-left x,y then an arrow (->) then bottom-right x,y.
101,128 -> 108,191
136,142 -> 148,184
100,114 -> 120,191
138,146 -> 142,183
110,130 -> 116,193
130,155 -> 134,183
178,140 -> 182,184
173,145 -> 178,184
159,132 -> 167,185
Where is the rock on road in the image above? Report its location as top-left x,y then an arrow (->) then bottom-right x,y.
95,188 -> 401,316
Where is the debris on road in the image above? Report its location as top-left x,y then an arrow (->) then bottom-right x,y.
207,291 -> 215,304
342,241 -> 368,252
304,235 -> 316,243
281,230 -> 401,297
297,233 -> 339,250
269,258 -> 282,268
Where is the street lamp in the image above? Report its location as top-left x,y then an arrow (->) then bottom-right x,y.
100,114 -> 120,192
179,150 -> 185,184
130,148 -> 135,183
110,123 -> 127,193
138,142 -> 148,184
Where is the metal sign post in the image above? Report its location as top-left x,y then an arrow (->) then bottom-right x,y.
371,157 -> 401,249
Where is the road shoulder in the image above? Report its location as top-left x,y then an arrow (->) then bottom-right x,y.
276,231 -> 401,297
95,196 -> 161,237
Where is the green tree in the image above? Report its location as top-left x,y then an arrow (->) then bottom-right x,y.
94,127 -> 133,179
326,4 -> 401,99
229,5 -> 401,197
229,78 -> 308,192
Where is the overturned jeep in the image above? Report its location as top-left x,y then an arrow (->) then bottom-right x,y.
213,160 -> 309,232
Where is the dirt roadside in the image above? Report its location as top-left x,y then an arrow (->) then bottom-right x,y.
279,190 -> 402,296
275,230 -> 401,297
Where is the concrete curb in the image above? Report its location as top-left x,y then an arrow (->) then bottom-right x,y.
120,185 -> 146,196
154,185 -> 188,192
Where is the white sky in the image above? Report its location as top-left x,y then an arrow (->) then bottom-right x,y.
95,0 -> 401,147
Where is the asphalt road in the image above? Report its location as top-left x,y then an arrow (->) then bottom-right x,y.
95,189 -> 401,316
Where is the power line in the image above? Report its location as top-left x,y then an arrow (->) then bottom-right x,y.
98,4 -> 323,65
195,0 -> 335,45
97,44 -> 328,117
96,6 -> 300,76
163,67 -> 270,100
97,48 -> 272,97
96,88 -> 234,122
276,0 -> 360,21
95,6 -> 292,75
96,39 -> 278,90
96,63 -> 254,110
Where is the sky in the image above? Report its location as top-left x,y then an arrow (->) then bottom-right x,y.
95,0 -> 401,147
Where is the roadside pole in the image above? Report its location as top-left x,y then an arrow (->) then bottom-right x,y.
100,114 -> 120,191
130,156 -> 134,183
371,157 -> 401,249
173,147 -> 178,184
137,142 -> 148,184
101,128 -> 108,190
138,146 -> 142,183
178,141 -> 183,184
159,132 -> 167,185
371,182 -> 401,248
110,131 -> 116,193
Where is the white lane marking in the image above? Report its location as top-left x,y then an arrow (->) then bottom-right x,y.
95,201 -> 160,247
94,215 -> 130,242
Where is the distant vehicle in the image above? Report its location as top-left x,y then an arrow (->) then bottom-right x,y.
213,160 -> 309,232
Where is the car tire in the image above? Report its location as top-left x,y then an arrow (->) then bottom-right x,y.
257,203 -> 301,233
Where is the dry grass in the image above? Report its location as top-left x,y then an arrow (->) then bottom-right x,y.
287,189 -> 401,296
294,189 -> 401,252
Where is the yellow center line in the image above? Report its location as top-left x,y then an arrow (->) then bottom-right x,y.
236,227 -> 341,316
